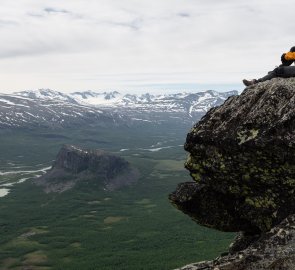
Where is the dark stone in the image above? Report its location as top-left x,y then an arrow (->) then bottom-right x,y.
35,144 -> 139,193
170,78 -> 295,233
174,214 -> 295,270
169,182 -> 259,233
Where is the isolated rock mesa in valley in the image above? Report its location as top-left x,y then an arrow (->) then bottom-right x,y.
35,144 -> 139,193
170,77 -> 295,269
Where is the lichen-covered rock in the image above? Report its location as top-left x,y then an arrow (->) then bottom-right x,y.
170,77 -> 295,233
35,145 -> 139,193
174,214 -> 295,270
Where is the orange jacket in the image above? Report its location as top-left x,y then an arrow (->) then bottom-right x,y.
284,52 -> 295,61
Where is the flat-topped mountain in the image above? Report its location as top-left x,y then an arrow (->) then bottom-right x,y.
35,145 -> 139,193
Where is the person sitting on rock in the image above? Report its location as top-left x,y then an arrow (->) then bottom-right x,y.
243,46 -> 295,86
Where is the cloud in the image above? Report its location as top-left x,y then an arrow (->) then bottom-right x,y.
177,12 -> 190,18
43,7 -> 69,14
104,17 -> 143,31
0,19 -> 18,27
0,0 -> 294,93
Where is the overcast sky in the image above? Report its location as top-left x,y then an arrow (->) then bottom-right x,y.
0,0 -> 294,94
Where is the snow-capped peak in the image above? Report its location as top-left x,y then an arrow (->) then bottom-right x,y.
11,88 -> 238,115
0,88 -> 238,129
14,89 -> 78,104
71,91 -> 123,106
71,90 -> 121,100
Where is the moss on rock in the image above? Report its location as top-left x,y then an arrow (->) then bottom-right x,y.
170,78 -> 295,234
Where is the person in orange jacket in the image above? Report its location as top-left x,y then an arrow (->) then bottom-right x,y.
243,46 -> 295,86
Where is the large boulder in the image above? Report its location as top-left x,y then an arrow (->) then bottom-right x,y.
170,77 -> 295,234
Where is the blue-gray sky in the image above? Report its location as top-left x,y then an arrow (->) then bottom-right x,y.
0,0 -> 294,93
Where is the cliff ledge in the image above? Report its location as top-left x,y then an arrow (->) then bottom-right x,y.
170,77 -> 295,269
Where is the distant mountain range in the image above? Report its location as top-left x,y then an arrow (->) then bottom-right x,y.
0,89 -> 238,129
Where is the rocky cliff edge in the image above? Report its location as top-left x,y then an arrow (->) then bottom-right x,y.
170,78 -> 295,269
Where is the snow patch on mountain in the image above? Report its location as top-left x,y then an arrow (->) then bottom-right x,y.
71,91 -> 122,106
15,89 -> 78,104
0,88 -> 238,128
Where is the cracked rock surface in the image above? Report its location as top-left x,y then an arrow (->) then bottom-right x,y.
174,215 -> 295,270
170,78 -> 295,233
170,78 -> 295,269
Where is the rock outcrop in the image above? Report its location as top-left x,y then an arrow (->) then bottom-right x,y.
170,78 -> 295,269
35,145 -> 139,193
175,214 -> 295,270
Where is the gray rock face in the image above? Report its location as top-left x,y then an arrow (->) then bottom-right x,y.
174,214 -> 295,270
170,78 -> 295,269
170,78 -> 295,233
35,145 -> 139,193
